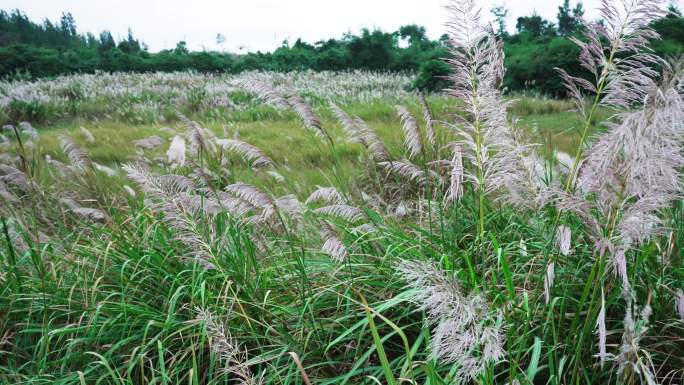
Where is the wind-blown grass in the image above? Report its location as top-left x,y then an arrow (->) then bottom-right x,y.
1,1 -> 683,384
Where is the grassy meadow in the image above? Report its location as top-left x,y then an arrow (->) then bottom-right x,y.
1,2 -> 684,384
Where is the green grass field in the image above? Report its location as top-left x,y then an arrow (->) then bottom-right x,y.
1,64 -> 682,385
28,95 -> 602,195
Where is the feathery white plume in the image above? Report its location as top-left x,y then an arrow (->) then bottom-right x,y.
216,139 -> 273,168
616,296 -> 657,384
314,204 -> 364,223
236,79 -> 290,109
79,126 -> 95,143
59,135 -> 91,169
123,185 -> 136,197
93,162 -> 117,177
196,308 -> 262,384
60,197 -> 106,222
444,145 -> 464,205
555,225 -> 572,256
596,289 -> 608,364
18,122 -> 38,139
544,262 -> 555,304
396,259 -> 505,383
396,105 -> 423,159
305,186 -> 344,205
353,117 -> 391,162
167,135 -> 187,168
320,221 -> 348,262
378,160 -> 428,186
419,94 -> 436,148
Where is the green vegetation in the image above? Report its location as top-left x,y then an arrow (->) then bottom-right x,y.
1,1 -> 683,384
1,2 -> 683,94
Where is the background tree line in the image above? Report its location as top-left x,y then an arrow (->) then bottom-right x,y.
1,1 -> 683,95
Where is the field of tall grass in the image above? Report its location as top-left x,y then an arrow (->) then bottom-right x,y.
1,0 -> 683,384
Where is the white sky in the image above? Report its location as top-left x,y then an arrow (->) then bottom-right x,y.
4,0 -> 602,53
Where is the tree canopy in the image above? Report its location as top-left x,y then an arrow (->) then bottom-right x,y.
0,2 -> 682,96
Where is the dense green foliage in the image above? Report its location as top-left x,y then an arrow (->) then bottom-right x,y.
1,4 -> 683,95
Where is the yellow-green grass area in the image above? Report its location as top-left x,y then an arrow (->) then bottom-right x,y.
29,95 -> 607,197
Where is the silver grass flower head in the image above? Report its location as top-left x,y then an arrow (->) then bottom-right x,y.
93,162 -> 117,177
216,139 -> 273,169
305,186 -> 344,205
555,188 -> 602,237
393,201 -> 412,219
18,122 -> 38,139
287,93 -> 327,139
555,225 -> 572,256
58,135 -> 91,169
123,164 -> 194,198
265,170 -> 283,182
351,223 -> 377,235
60,197 -> 106,222
274,194 -> 304,222
179,115 -> 218,155
79,126 -> 95,143
330,102 -> 362,144
123,185 -> 136,197
558,0 -> 666,115
320,221 -> 348,262
378,160 -> 428,186
519,239 -> 528,257
396,105 -> 423,159
487,131 -> 547,209
235,78 -> 291,109
396,259 -> 505,382
155,195 -> 218,269
352,116 -> 390,162
616,296 -> 657,385
596,289 -> 608,364
444,145 -> 464,205
0,164 -> 29,192
574,57 -> 684,271
555,151 -> 574,171
676,289 -> 684,322
314,204 -> 364,223
544,262 -> 555,304
196,308 -> 262,385
225,183 -> 276,222
419,94 -> 436,148
0,180 -> 16,202
613,248 -> 630,290
444,0 -> 541,209
166,135 -> 187,168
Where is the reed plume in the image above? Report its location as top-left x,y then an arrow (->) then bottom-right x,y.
196,308 -> 262,384
419,94 -> 436,148
396,260 -> 505,383
444,0 -> 542,234
59,135 -> 91,170
556,0 -> 667,190
79,126 -> 95,143
167,135 -> 187,168
216,139 -> 273,169
305,186 -> 344,205
396,105 -> 423,159
320,221 -> 348,262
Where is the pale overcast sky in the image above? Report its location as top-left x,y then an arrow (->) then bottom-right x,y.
4,0 -> 603,53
